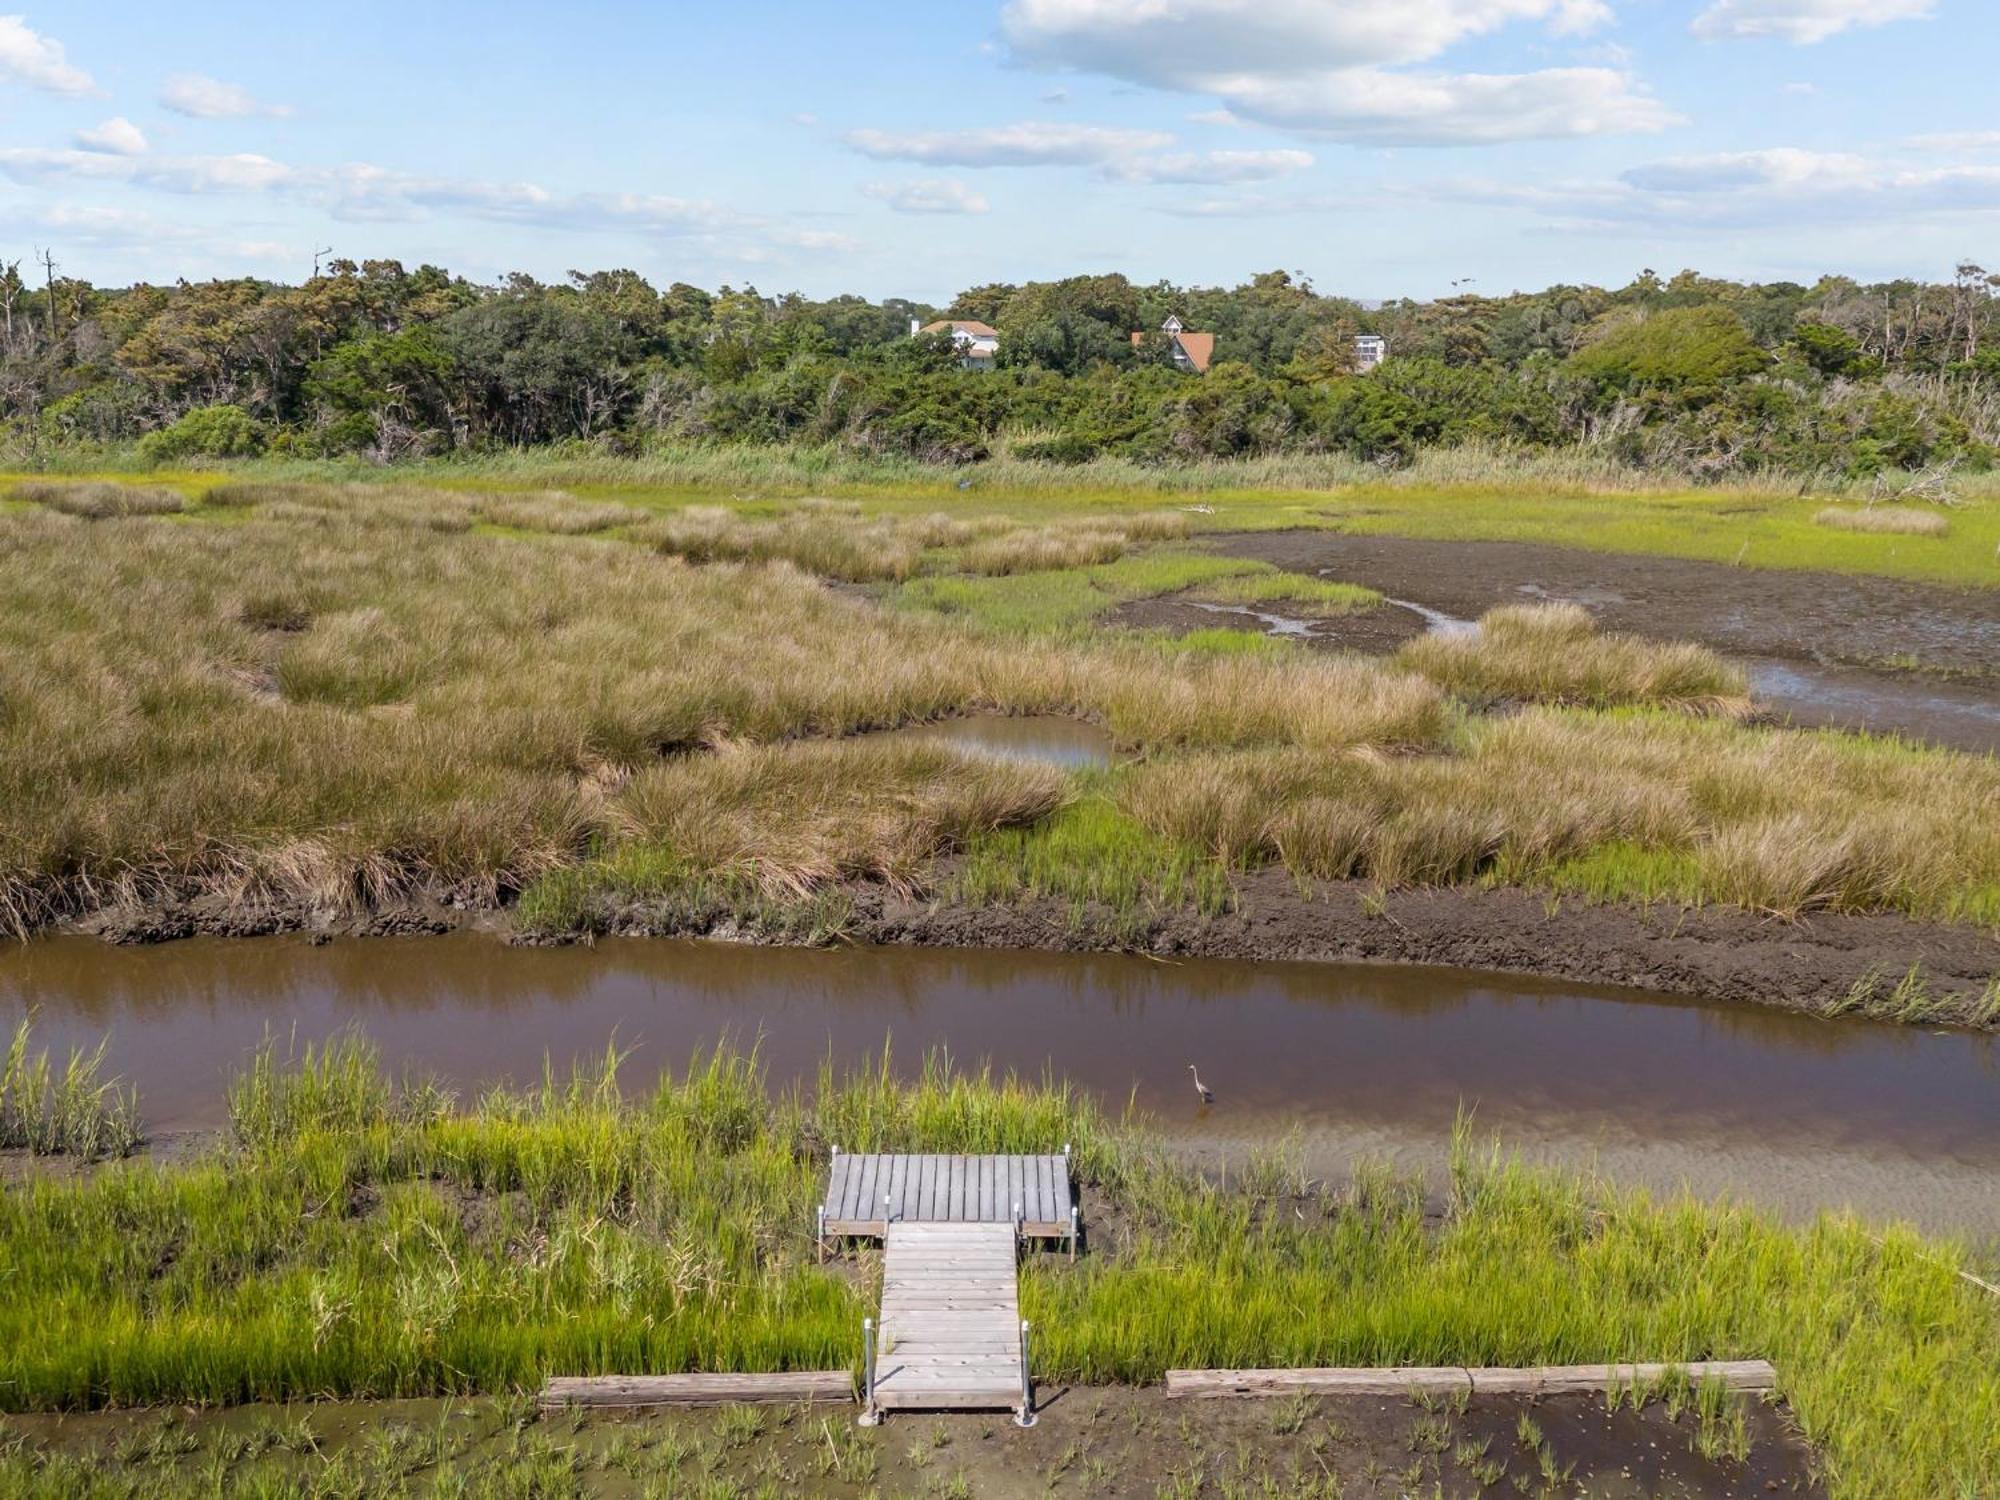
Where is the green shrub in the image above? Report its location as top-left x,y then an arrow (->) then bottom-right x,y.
138,404 -> 267,463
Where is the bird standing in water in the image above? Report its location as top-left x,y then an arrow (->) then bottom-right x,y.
1188,1064 -> 1214,1105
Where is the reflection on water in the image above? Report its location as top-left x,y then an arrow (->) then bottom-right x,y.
1746,657 -> 2000,755
4,935 -> 1997,1234
873,714 -> 1114,768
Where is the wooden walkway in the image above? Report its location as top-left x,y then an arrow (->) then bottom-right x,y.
821,1149 -> 1076,1245
822,1151 -> 1070,1423
870,1222 -> 1026,1418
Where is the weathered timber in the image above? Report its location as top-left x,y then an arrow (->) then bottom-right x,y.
1164,1360 -> 1778,1400
540,1372 -> 853,1409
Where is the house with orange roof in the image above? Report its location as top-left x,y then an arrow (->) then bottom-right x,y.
911,317 -> 1001,370
1134,315 -> 1215,374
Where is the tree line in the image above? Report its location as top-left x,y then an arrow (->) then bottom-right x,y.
3,256 -> 1997,480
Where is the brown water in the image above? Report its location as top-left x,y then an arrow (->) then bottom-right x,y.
875,713 -> 1115,768
6,936 -> 1999,1236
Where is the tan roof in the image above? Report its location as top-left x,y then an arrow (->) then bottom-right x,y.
920,319 -> 999,338
1133,328 -> 1215,373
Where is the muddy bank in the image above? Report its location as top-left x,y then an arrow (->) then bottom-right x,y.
2,1385 -> 1820,1499
1202,528 -> 2000,752
866,871 -> 2000,1026
1215,529 -> 2000,679
61,868 -> 2000,1031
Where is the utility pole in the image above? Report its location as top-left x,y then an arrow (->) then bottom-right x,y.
36,247 -> 56,343
312,246 -> 333,279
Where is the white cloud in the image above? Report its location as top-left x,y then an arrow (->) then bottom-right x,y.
73,117 -> 149,156
999,0 -> 1667,144
1690,0 -> 1931,44
159,72 -> 291,119
1187,107 -> 1244,127
0,146 -> 291,193
862,178 -> 991,214
0,141 -> 847,264
0,14 -> 92,94
844,121 -> 1174,167
1215,66 -> 1677,145
1004,0 -> 1611,78
1175,191 -> 1350,217
1782,81 -> 1818,94
1906,131 -> 2000,153
1620,146 -> 1872,192
1108,147 -> 1314,184
1404,146 -> 2000,230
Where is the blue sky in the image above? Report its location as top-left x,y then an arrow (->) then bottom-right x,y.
3,1 -> 1996,301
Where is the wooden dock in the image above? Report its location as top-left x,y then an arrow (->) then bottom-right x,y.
823,1151 -> 1069,1424
870,1222 -> 1026,1418
821,1149 -> 1076,1246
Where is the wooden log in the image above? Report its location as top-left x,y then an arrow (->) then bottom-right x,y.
539,1372 -> 853,1410
1468,1361 -> 1777,1395
1165,1360 -> 1776,1400
1168,1368 -> 1472,1399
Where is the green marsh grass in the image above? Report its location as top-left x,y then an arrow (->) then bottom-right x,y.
0,1019 -> 145,1161
0,1041 -> 1994,1497
951,789 -> 1234,934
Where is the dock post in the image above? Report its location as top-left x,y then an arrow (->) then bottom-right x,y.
1015,1319 -> 1036,1427
816,1205 -> 827,1263
858,1317 -> 881,1426
1070,1205 -> 1079,1263
883,1192 -> 892,1238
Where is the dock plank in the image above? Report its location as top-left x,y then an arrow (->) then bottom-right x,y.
873,1221 -> 1023,1416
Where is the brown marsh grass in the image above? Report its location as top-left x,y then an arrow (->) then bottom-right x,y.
615,739 -> 1067,896
1122,710 -> 2000,921
2,480 -> 1994,937
13,481 -> 184,519
1813,505 -> 1951,537
1396,603 -> 1751,714
0,490 -> 1450,933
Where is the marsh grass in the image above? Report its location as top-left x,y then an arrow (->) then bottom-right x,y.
2,479 -> 1995,945
0,1041 -> 1993,1498
1814,505 -> 1951,537
1115,710 -> 2000,926
0,1019 -> 145,1161
1186,572 -> 1381,614
0,492 -> 1458,935
1396,603 -> 1751,714
952,789 -> 1234,934
13,481 -> 184,519
613,739 -> 1069,898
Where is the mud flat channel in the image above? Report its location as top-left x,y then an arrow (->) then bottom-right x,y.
6,934 -> 1998,1242
1210,530 -> 2000,754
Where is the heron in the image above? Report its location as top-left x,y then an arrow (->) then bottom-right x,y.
1188,1064 -> 1214,1105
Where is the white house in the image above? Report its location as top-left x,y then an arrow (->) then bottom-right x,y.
913,318 -> 1000,370
1353,335 -> 1388,372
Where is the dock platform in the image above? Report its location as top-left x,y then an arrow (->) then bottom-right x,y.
819,1149 -> 1076,1247
824,1150 -> 1073,1424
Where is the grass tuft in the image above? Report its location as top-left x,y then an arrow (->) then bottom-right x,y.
1396,603 -> 1750,714
1814,505 -> 1950,537
0,1019 -> 145,1161
13,481 -> 184,519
